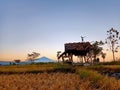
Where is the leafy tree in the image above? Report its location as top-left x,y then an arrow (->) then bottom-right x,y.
101,52 -> 106,62
14,59 -> 21,63
106,28 -> 120,61
91,41 -> 104,61
85,41 -> 104,63
27,52 -> 40,61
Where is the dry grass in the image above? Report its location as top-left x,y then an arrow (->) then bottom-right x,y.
0,63 -> 120,90
0,71 -> 120,90
76,68 -> 120,90
0,73 -> 82,90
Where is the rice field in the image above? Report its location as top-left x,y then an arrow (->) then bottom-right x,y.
0,63 -> 120,90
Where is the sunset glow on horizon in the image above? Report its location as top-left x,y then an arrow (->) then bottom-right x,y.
0,0 -> 120,61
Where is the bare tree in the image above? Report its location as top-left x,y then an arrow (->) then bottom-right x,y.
106,28 -> 120,61
57,51 -> 61,62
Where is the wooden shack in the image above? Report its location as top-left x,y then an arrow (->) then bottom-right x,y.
58,42 -> 93,63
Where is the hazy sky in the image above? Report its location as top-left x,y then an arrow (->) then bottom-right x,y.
0,0 -> 120,61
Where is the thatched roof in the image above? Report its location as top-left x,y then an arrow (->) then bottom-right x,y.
65,42 -> 92,51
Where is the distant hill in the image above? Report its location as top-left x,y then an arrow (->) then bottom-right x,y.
33,56 -> 56,63
0,61 -> 11,65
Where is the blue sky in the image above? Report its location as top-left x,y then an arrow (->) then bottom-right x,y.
0,0 -> 120,61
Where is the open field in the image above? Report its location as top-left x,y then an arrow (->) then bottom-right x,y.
0,63 -> 120,90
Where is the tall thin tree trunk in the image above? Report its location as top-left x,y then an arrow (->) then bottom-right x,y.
112,50 -> 115,62
112,44 -> 115,61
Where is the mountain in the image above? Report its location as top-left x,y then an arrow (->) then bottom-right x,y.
0,57 -> 56,66
34,56 -> 56,63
